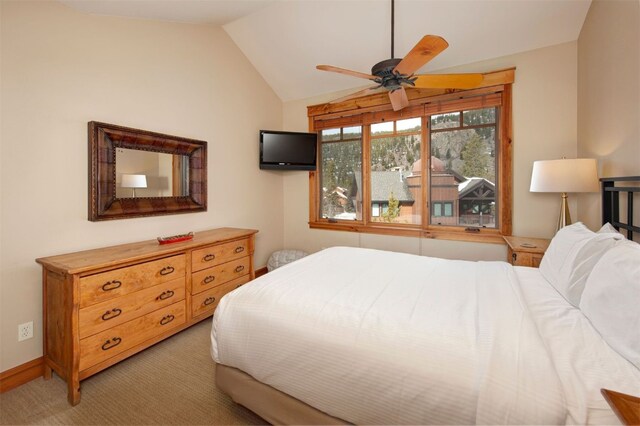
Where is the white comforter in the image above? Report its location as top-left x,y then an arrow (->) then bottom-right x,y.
211,247 -> 567,424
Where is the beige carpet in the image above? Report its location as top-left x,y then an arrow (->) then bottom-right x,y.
0,320 -> 265,425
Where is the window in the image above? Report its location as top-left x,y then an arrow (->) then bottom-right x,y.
432,202 -> 454,218
308,71 -> 513,243
372,202 -> 380,217
319,126 -> 362,221
370,117 -> 422,224
430,107 -> 497,228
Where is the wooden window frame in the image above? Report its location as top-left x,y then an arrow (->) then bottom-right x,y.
307,68 -> 514,244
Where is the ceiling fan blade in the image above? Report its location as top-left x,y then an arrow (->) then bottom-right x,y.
317,65 -> 377,81
393,35 -> 449,76
412,73 -> 484,89
388,87 -> 409,111
329,86 -> 386,104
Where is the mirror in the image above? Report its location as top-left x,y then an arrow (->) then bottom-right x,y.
89,121 -> 207,221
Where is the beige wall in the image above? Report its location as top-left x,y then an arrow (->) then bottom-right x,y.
0,1 -> 283,371
283,42 -> 579,258
577,0 -> 640,237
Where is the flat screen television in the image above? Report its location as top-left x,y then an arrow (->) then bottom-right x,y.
259,130 -> 317,171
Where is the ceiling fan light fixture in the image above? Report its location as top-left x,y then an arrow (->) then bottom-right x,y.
371,58 -> 402,77
315,0 -> 484,110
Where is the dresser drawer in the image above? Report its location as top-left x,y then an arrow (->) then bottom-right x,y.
79,301 -> 186,371
79,255 -> 185,308
191,275 -> 250,318
78,278 -> 185,339
191,238 -> 249,272
191,256 -> 250,295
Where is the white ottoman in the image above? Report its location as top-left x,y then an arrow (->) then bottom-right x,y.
267,249 -> 309,272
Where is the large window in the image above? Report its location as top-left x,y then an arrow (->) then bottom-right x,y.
370,117 -> 422,225
308,74 -> 513,243
320,126 -> 362,221
430,107 -> 497,228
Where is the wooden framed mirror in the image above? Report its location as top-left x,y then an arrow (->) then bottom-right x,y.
89,121 -> 207,221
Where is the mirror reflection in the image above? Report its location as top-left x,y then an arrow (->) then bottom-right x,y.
115,148 -> 189,198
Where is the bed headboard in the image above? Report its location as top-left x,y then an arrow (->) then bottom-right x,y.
601,176 -> 640,240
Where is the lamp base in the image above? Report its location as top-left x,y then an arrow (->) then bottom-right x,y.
557,192 -> 572,231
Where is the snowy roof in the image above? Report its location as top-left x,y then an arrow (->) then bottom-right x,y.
458,177 -> 495,198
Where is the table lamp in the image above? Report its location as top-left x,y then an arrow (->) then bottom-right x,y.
530,158 -> 599,231
121,174 -> 147,198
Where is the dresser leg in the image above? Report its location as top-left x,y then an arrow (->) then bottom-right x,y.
67,379 -> 81,406
43,364 -> 52,380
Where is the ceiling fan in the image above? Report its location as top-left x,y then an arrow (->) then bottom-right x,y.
316,0 -> 484,111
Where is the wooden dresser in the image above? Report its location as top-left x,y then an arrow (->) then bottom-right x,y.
36,227 -> 257,405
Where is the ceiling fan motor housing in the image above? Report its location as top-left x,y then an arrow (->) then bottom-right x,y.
372,58 -> 414,91
371,58 -> 402,76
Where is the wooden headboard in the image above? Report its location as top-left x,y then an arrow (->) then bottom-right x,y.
601,176 -> 640,240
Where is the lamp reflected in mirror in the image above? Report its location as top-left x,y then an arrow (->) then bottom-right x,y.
115,148 -> 189,199
120,174 -> 147,198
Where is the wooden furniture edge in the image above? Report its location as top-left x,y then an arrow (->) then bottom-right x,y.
36,227 -> 258,275
502,236 -> 551,254
255,266 -> 268,278
0,357 -> 44,393
601,388 -> 640,426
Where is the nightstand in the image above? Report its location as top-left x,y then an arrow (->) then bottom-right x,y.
503,236 -> 550,267
601,389 -> 640,425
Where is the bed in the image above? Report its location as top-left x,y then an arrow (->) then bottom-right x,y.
211,177 -> 640,425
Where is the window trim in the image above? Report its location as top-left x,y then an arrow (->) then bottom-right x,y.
307,68 -> 514,244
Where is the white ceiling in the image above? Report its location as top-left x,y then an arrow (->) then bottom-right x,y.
59,0 -> 278,25
59,0 -> 592,102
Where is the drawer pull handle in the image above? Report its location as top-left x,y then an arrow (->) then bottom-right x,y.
203,296 -> 216,306
512,253 -> 517,263
160,315 -> 175,326
101,337 -> 122,351
157,290 -> 174,301
101,308 -> 122,321
234,265 -> 245,273
102,280 -> 122,292
159,266 -> 175,276
203,254 -> 215,262
204,275 -> 215,284
234,246 -> 245,254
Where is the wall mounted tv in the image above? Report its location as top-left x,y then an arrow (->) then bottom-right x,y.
259,130 -> 317,171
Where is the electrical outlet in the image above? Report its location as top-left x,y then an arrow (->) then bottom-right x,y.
18,321 -> 33,342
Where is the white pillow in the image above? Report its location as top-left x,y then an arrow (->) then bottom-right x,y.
580,241 -> 640,369
598,222 -> 626,238
540,222 -> 623,306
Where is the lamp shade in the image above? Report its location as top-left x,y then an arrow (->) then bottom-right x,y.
121,174 -> 147,189
530,158 -> 599,193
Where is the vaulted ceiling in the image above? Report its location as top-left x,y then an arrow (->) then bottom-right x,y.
59,0 -> 592,102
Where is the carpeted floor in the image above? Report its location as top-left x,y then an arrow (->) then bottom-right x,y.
0,320 -> 265,425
